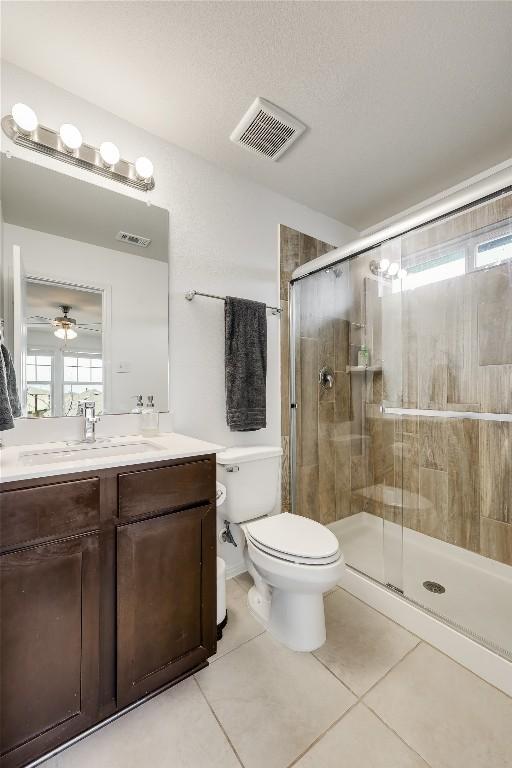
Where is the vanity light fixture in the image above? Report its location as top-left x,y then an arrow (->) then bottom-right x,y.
11,103 -> 38,135
2,104 -> 155,191
135,156 -> 154,181
99,141 -> 120,168
59,123 -> 82,152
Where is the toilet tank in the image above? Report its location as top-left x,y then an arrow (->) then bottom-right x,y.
217,446 -> 283,524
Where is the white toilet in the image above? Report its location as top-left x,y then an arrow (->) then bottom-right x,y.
217,446 -> 344,652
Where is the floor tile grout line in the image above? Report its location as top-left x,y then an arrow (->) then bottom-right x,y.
359,638 -> 423,701
209,627 -> 266,665
193,676 -> 246,768
333,584 -> 422,643
310,650 -> 360,699
360,700 -> 434,768
285,698 -> 361,768
336,583 -> 512,699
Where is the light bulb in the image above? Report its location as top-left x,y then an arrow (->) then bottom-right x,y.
397,268 -> 408,280
387,262 -> 400,277
59,123 -> 82,151
99,141 -> 120,167
11,103 -> 38,134
379,258 -> 390,272
135,156 -> 154,180
54,327 -> 77,340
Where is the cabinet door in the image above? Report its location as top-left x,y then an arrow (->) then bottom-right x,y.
0,534 -> 100,768
117,504 -> 216,708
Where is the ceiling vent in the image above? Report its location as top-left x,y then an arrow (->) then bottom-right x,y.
116,231 -> 151,248
230,97 -> 306,161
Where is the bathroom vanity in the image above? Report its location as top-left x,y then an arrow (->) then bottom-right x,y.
0,434 -> 222,768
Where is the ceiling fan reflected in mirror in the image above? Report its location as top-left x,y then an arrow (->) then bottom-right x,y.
26,305 -> 102,342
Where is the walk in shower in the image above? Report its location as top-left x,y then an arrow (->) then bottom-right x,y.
288,184 -> 512,664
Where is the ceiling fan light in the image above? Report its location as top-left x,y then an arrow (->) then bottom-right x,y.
54,327 -> 77,340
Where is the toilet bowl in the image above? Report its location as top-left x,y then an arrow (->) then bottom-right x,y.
217,446 -> 344,652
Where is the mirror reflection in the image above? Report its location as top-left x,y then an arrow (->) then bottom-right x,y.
1,156 -> 169,417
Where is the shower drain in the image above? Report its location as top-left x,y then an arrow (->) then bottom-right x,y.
423,580 -> 446,594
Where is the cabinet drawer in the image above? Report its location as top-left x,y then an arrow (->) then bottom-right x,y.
0,478 -> 100,551
118,459 -> 215,520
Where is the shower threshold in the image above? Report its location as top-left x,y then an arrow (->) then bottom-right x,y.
329,512 -> 512,663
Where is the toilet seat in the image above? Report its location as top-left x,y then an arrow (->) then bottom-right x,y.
244,513 -> 340,566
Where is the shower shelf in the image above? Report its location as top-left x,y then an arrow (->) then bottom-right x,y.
346,365 -> 382,373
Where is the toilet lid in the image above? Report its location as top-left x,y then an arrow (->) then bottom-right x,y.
245,513 -> 339,562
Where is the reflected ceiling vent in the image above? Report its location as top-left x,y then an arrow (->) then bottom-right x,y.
230,97 -> 306,161
116,231 -> 151,247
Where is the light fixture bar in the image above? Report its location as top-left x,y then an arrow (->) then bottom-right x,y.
1,115 -> 155,191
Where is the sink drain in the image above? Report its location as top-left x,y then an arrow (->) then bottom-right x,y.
423,580 -> 445,594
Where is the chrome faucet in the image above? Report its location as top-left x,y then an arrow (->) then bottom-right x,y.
78,400 -> 101,443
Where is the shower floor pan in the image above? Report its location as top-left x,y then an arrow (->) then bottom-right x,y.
329,511 -> 512,661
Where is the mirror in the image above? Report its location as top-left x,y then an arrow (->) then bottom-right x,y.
1,155 -> 169,417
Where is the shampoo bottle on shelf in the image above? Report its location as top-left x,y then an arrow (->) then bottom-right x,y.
140,395 -> 159,437
357,344 -> 370,368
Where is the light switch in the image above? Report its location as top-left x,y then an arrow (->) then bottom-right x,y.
116,361 -> 131,373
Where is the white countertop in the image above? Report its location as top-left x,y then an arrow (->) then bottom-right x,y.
0,432 -> 225,484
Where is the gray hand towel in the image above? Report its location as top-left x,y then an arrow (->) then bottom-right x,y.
0,343 -> 21,431
225,296 -> 267,431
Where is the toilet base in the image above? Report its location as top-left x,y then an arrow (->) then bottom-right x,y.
248,584 -> 326,652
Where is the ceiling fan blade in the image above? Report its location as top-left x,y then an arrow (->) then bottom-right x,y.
76,325 -> 101,332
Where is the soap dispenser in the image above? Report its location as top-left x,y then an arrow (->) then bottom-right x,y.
140,395 -> 159,437
131,395 -> 144,413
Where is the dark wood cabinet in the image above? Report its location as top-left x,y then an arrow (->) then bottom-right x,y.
117,504 -> 215,707
0,454 -> 217,768
0,533 -> 100,767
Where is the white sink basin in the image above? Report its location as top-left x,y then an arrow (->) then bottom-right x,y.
21,439 -> 164,466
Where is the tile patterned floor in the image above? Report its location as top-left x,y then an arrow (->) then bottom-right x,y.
44,575 -> 512,768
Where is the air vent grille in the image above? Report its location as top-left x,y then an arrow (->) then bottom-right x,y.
230,98 -> 306,161
116,231 -> 151,248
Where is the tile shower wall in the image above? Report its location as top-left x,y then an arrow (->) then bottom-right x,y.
288,193 -> 512,567
280,226 -> 336,514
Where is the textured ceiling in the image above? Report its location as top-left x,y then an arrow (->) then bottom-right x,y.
2,1 -> 512,229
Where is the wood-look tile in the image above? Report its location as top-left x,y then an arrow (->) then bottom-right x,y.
334,319 -> 350,371
419,418 -> 447,471
300,233 -> 319,265
299,337 -> 318,467
478,298 -> 512,366
480,517 -> 512,565
404,467 -> 448,540
334,371 -> 351,423
280,300 -> 290,436
446,419 -> 480,551
319,436 -> 336,524
299,465 -> 320,521
281,436 -> 290,512
479,364 -> 512,413
279,225 -> 300,301
479,421 -> 512,523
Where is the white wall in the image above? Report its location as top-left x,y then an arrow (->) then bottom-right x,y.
3,223 -> 169,414
1,62 -> 357,573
